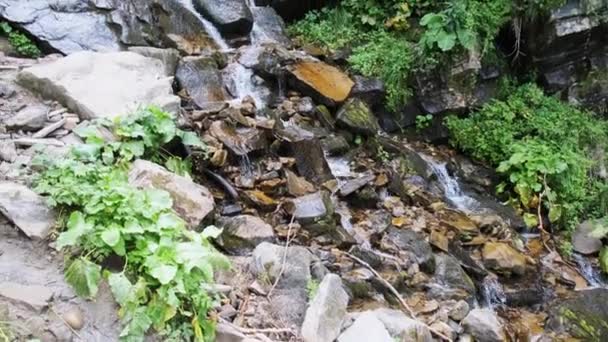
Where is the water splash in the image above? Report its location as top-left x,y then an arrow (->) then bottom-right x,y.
224,62 -> 269,108
572,253 -> 607,288
177,0 -> 230,50
423,156 -> 480,212
480,275 -> 507,308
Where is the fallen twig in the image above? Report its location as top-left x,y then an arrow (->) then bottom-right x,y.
267,214 -> 296,298
49,306 -> 82,340
342,251 -> 453,342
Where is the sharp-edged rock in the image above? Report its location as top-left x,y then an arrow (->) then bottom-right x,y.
301,274 -> 349,342
176,56 -> 230,109
462,308 -> 505,342
339,172 -> 376,197
350,75 -> 385,106
337,311 -> 393,342
128,159 -> 214,228
572,220 -> 603,255
382,227 -> 435,272
287,61 -> 354,107
373,308 -> 433,341
128,47 -> 180,77
433,253 -> 476,296
0,141 -> 17,163
215,215 -> 275,255
287,137 -> 334,183
285,191 -> 336,234
546,288 -> 608,339
17,51 -> 180,120
0,182 -> 56,240
5,105 -> 48,131
336,98 -> 380,136
193,0 -> 253,35
482,242 -> 527,276
0,282 -> 53,313
285,169 -> 316,196
208,121 -> 268,156
250,7 -> 292,46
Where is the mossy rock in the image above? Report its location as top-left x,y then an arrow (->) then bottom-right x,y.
546,288 -> 608,341
336,98 -> 380,136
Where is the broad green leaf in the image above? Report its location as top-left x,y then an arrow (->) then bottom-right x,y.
548,204 -> 562,223
177,131 -> 204,148
56,211 -> 94,249
119,306 -> 152,341
176,241 -> 230,274
436,31 -> 456,51
146,189 -> 173,213
600,247 -> 608,274
121,141 -> 145,158
201,225 -> 223,239
523,213 -> 538,228
101,227 -> 121,247
149,264 -> 177,285
108,272 -> 132,306
457,29 -> 476,50
157,213 -> 184,230
65,258 -> 101,299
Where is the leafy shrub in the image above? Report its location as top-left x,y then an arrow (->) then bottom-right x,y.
0,22 -> 41,58
35,107 -> 226,341
446,84 -> 608,230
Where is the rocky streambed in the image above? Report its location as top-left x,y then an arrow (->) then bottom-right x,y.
1,0 -> 608,341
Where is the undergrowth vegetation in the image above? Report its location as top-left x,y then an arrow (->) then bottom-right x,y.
289,0 -> 566,110
35,107 -> 228,341
0,22 -> 41,58
446,84 -> 608,231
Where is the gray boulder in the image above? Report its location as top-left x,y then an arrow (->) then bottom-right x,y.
176,56 -> 230,109
338,312 -> 393,342
215,215 -> 275,255
193,0 -> 253,35
462,308 -> 505,342
286,191 -> 336,234
0,182 -> 56,240
383,227 -> 435,272
0,282 -> 54,313
127,47 -> 180,77
336,98 -> 380,136
433,253 -> 476,295
373,308 -> 432,341
5,105 -> 48,131
301,274 -> 349,342
128,160 -> 215,228
572,220 -> 603,255
17,51 -> 180,120
547,288 -> 608,339
250,7 -> 291,46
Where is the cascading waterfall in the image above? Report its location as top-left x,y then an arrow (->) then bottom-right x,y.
480,275 -> 507,308
572,253 -> 607,288
176,0 -> 230,50
423,156 -> 480,212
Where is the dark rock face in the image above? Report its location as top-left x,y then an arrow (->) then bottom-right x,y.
525,0 -> 608,112
193,0 -> 253,36
547,288 -> 608,340
176,56 -> 230,109
253,0 -> 335,21
0,0 -> 218,55
288,137 -> 334,183
382,228 -> 435,272
336,98 -> 381,136
250,7 -> 292,46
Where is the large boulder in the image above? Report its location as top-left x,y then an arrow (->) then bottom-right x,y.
17,51 -> 179,120
433,253 -> 476,296
338,312 -> 393,342
0,0 -> 218,55
572,220 -> 603,255
208,121 -> 268,156
193,0 -> 253,36
373,308 -> 432,341
287,61 -> 354,107
250,7 -> 291,46
0,182 -> 56,240
128,159 -> 214,228
215,215 -> 275,255
335,98 -> 380,136
301,274 -> 349,342
176,56 -> 230,109
382,228 -> 435,272
482,242 -> 527,276
462,308 -> 505,342
286,191 -> 336,234
547,288 -> 608,339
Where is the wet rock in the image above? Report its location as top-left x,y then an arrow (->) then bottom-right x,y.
436,208 -> 478,233
63,307 -> 85,330
350,75 -> 385,106
215,215 -> 275,255
462,308 -> 505,342
194,0 -> 253,35
547,288 -> 608,339
5,105 -> 48,131
286,191 -> 335,234
321,135 -> 350,156
128,47 -> 180,77
482,242 -> 527,276
288,137 -> 334,183
243,190 -> 278,211
0,141 -> 17,163
0,182 -> 56,240
287,61 -> 354,107
18,52 -> 179,120
285,170 -> 316,196
572,220 -> 603,255
342,267 -> 375,299
301,274 -> 348,342
0,282 -> 53,313
338,311 -> 393,342
250,7 -> 291,46
373,308 -> 433,341
433,253 -> 476,295
449,300 -> 470,321
208,121 -> 268,156
336,98 -> 380,136
252,242 -> 313,325
339,172 -> 376,197
128,159 -> 214,228
176,56 -> 229,109
383,227 -> 434,272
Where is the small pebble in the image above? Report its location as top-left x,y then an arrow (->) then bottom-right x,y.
63,307 -> 84,330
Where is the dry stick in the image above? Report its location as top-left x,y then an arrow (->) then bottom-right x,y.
267,214 -> 296,299
343,252 -> 453,342
49,306 -> 83,340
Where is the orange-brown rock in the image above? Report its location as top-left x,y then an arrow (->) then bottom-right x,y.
287,61 -> 354,106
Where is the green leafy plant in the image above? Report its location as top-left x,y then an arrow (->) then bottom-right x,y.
415,114 -> 433,130
446,84 -> 608,231
306,279 -> 320,301
0,21 -> 41,58
35,107 -> 226,341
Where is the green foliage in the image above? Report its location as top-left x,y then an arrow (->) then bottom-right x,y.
306,279 -> 320,301
36,107 -> 226,341
0,22 -> 41,58
415,114 -> 433,130
446,84 -> 608,230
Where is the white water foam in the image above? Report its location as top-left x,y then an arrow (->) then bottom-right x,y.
422,155 -> 480,212
177,0 -> 230,51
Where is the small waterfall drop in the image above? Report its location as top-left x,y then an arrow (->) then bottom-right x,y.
177,0 -> 230,51
480,275 -> 507,308
423,156 -> 480,212
224,62 -> 269,109
572,253 -> 607,288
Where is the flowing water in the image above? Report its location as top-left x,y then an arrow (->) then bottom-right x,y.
572,253 -> 608,288
422,155 -> 480,212
177,0 -> 230,50
224,62 -> 269,108
480,275 -> 507,308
